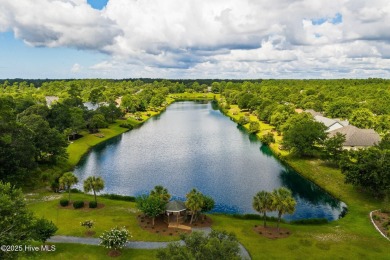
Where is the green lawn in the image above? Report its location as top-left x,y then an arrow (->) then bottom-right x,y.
22,243 -> 157,260
212,215 -> 389,260
67,121 -> 129,166
27,193 -> 178,242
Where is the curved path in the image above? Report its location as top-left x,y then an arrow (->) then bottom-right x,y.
48,227 -> 251,259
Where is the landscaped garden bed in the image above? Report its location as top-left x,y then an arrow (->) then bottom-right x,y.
253,225 -> 291,239
371,210 -> 390,239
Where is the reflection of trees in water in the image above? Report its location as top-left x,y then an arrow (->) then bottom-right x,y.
259,144 -> 273,157
93,134 -> 123,159
211,100 -> 219,110
280,168 -> 341,209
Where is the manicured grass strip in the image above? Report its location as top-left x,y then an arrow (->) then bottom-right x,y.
21,243 -> 157,260
67,121 -> 129,166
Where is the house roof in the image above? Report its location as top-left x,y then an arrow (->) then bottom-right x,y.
305,109 -> 323,117
45,96 -> 59,106
328,125 -> 381,147
166,200 -> 186,212
314,115 -> 340,128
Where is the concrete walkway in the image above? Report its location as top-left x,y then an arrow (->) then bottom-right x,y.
48,228 -> 251,259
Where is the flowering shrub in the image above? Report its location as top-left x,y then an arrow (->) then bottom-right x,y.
81,220 -> 94,229
99,227 -> 130,250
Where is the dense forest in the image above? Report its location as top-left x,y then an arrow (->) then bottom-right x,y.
0,78 -> 389,197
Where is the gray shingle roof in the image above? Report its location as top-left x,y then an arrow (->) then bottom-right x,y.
314,115 -> 339,128
166,200 -> 186,212
328,125 -> 381,147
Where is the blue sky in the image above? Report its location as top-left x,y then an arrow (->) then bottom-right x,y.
0,0 -> 390,79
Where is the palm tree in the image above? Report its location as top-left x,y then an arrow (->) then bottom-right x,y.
185,189 -> 204,224
59,172 -> 78,201
252,191 -> 274,228
150,185 -> 171,203
83,176 -> 105,203
272,187 -> 296,230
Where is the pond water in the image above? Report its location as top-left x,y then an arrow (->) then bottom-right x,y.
74,101 -> 347,221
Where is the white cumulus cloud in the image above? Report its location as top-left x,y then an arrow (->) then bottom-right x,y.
1,0 -> 390,78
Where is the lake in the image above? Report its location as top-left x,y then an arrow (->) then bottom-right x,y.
74,101 -> 347,221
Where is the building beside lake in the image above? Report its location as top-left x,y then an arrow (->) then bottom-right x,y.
304,109 -> 380,149
328,125 -> 381,150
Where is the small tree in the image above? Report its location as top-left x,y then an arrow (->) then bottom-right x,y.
83,176 -> 105,203
322,133 -> 346,165
253,191 -> 274,228
200,195 -> 215,220
185,189 -> 205,224
136,195 -> 166,226
260,132 -> 275,145
249,121 -> 260,133
32,218 -> 58,244
150,185 -> 171,203
59,172 -> 78,201
238,116 -> 249,125
272,187 -> 296,230
99,227 -> 130,253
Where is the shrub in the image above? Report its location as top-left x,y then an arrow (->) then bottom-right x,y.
89,201 -> 98,208
81,220 -> 94,229
260,132 -> 275,145
238,116 -> 249,125
249,121 -> 260,133
119,123 -> 134,130
59,199 -> 69,207
100,193 -> 136,202
73,200 -> 84,209
99,227 -> 130,250
70,188 -> 82,193
290,218 -> 328,225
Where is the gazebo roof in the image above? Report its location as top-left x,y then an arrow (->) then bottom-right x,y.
166,200 -> 186,212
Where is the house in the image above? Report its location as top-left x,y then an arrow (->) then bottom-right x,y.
305,109 -> 323,117
328,125 -> 381,150
45,96 -> 59,107
314,115 -> 349,132
83,102 -> 99,111
83,102 -> 109,111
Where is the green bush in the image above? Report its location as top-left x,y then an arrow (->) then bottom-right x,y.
73,200 -> 85,209
100,193 -> 136,202
70,188 -> 82,193
59,199 -> 69,207
232,213 -> 280,222
238,116 -> 249,125
89,201 -> 98,208
290,218 -> 328,225
119,123 -> 134,129
260,132 -> 275,145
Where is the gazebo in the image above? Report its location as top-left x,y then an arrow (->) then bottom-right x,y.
165,200 -> 187,225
